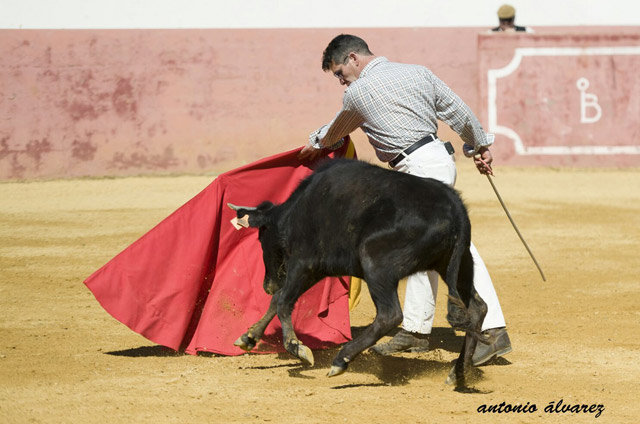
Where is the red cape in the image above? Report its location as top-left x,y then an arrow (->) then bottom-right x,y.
84,143 -> 356,355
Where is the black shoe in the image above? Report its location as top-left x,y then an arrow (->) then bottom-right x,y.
369,329 -> 430,355
472,327 -> 512,366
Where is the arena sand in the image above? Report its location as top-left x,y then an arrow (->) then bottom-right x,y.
1,164 -> 639,423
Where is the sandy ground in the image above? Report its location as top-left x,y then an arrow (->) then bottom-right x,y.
1,163 -> 639,423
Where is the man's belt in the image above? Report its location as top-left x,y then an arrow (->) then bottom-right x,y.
388,134 -> 436,168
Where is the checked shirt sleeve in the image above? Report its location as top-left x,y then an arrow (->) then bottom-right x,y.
429,70 -> 494,155
309,92 -> 364,150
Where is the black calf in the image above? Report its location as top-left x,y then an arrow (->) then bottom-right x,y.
230,159 -> 489,388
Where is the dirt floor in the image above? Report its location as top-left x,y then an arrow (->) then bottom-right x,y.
1,163 -> 639,423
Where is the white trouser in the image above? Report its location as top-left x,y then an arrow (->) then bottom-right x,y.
392,140 -> 506,333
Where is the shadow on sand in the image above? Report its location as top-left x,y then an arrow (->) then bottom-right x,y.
105,345 -> 185,357
104,325 -> 505,392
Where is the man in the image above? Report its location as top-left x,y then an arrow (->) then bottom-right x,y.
298,34 -> 511,366
491,4 -> 533,33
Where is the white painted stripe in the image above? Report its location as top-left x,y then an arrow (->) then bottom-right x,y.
526,146 -> 640,155
488,46 -> 640,156
2,0 -> 640,29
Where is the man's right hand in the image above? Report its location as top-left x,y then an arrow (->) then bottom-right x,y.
297,144 -> 323,161
473,146 -> 494,176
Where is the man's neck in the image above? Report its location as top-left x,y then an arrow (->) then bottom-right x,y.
359,55 -> 377,68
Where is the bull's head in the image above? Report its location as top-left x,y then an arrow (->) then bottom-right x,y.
228,202 -> 286,295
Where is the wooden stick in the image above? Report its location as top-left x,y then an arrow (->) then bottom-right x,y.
486,175 -> 547,282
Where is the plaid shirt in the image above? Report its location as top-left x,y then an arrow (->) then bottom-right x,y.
309,57 -> 493,162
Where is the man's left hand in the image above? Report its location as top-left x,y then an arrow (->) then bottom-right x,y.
298,144 -> 323,161
474,147 -> 494,176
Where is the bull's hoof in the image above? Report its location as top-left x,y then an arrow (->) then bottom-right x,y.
286,339 -> 315,366
445,363 -> 480,392
445,364 -> 458,386
327,364 -> 348,377
234,334 -> 257,351
327,358 -> 349,377
296,344 -> 315,367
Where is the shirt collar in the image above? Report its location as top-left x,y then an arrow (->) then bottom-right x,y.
359,56 -> 388,79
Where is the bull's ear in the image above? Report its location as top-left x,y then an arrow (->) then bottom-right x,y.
241,210 -> 268,228
227,203 -> 272,229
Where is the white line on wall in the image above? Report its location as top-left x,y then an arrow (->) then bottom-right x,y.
487,46 -> 640,155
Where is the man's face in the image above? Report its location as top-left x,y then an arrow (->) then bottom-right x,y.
499,17 -> 515,31
330,54 -> 359,86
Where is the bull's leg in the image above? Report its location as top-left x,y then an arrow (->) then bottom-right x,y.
446,291 -> 489,389
276,266 -> 316,366
444,333 -> 471,389
328,280 -> 403,377
443,247 -> 488,389
234,291 -> 280,352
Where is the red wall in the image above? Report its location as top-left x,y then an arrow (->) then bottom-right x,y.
1,26 -> 638,180
478,31 -> 640,166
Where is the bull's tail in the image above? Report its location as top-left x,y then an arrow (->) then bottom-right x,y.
443,198 -> 471,329
444,201 -> 491,344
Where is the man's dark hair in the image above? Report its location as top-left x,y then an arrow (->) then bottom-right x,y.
321,34 -> 374,71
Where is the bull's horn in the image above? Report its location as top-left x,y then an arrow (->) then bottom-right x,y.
227,203 -> 257,211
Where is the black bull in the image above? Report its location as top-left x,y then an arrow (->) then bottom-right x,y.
229,159 -> 491,388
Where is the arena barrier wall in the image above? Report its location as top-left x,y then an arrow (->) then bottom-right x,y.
478,32 -> 640,167
1,27 -> 638,180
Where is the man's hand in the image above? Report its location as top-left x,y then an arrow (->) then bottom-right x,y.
297,144 -> 323,161
473,146 -> 494,176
